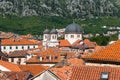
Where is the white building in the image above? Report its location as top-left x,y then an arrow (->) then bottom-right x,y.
43,29 -> 59,48
43,23 -> 83,47
1,39 -> 38,53
65,23 -> 83,44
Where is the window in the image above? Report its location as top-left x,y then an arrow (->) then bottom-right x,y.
28,46 -> 30,49
101,72 -> 109,80
46,56 -> 49,60
33,46 -> 35,48
52,36 -> 54,39
11,58 -> 14,62
77,35 -> 80,38
22,46 -> 24,49
54,56 -> 58,59
16,46 -> 18,49
3,46 -> 6,49
54,35 -> 56,39
71,35 -> 74,38
10,46 -> 12,49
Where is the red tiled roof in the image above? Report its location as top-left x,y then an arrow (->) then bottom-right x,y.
59,40 -> 71,47
70,66 -> 120,80
0,60 -> 21,72
2,39 -> 37,45
19,65 -> 48,75
83,40 -> 120,62
3,71 -> 32,80
67,58 -> 85,66
26,48 -> 61,63
51,66 -> 70,80
83,39 -> 97,48
71,39 -> 81,46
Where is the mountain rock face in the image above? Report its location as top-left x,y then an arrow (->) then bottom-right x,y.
0,0 -> 120,18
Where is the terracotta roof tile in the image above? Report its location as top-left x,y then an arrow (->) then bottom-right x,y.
70,66 -> 120,80
3,71 -> 33,80
83,40 -> 120,62
59,40 -> 71,47
2,39 -> 37,45
19,65 -> 47,75
26,48 -> 61,63
8,50 -> 27,57
51,66 -> 70,80
0,60 -> 21,72
67,58 -> 85,66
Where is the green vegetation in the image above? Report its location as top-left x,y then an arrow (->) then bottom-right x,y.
90,34 -> 118,46
0,15 -> 120,36
0,15 -> 120,45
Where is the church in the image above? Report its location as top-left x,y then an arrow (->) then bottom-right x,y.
42,23 -> 83,48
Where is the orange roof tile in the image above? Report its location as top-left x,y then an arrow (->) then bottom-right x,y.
26,48 -> 61,63
71,39 -> 81,46
51,66 -> 70,80
83,40 -> 120,62
67,58 -> 85,66
59,40 -> 71,47
0,60 -> 21,72
2,39 -> 37,45
70,66 -> 120,80
19,65 -> 47,75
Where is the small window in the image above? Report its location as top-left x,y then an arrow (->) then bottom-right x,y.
54,56 -> 58,59
71,35 -> 74,38
22,46 -> 24,49
10,46 -> 12,49
11,58 -> 14,62
28,46 -> 30,49
52,36 -> 54,39
77,35 -> 80,38
46,56 -> 49,60
16,46 -> 18,49
4,46 -> 6,49
101,72 -> 109,80
45,35 -> 47,39
33,46 -> 35,48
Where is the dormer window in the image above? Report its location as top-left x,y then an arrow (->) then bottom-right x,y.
101,72 -> 109,80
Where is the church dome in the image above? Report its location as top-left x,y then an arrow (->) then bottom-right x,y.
50,29 -> 58,34
65,23 -> 83,34
43,29 -> 50,34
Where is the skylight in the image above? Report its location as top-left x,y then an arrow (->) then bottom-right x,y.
101,72 -> 109,80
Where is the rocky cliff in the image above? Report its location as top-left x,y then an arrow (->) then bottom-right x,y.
0,0 -> 120,18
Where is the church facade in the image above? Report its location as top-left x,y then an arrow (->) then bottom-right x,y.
43,23 -> 83,48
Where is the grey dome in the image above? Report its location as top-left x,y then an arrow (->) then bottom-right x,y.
43,29 -> 50,34
50,29 -> 58,34
65,23 -> 83,34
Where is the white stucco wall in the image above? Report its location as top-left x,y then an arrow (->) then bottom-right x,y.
1,45 -> 38,53
33,71 -> 60,80
9,58 -> 26,65
65,33 -> 82,44
0,65 -> 11,72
